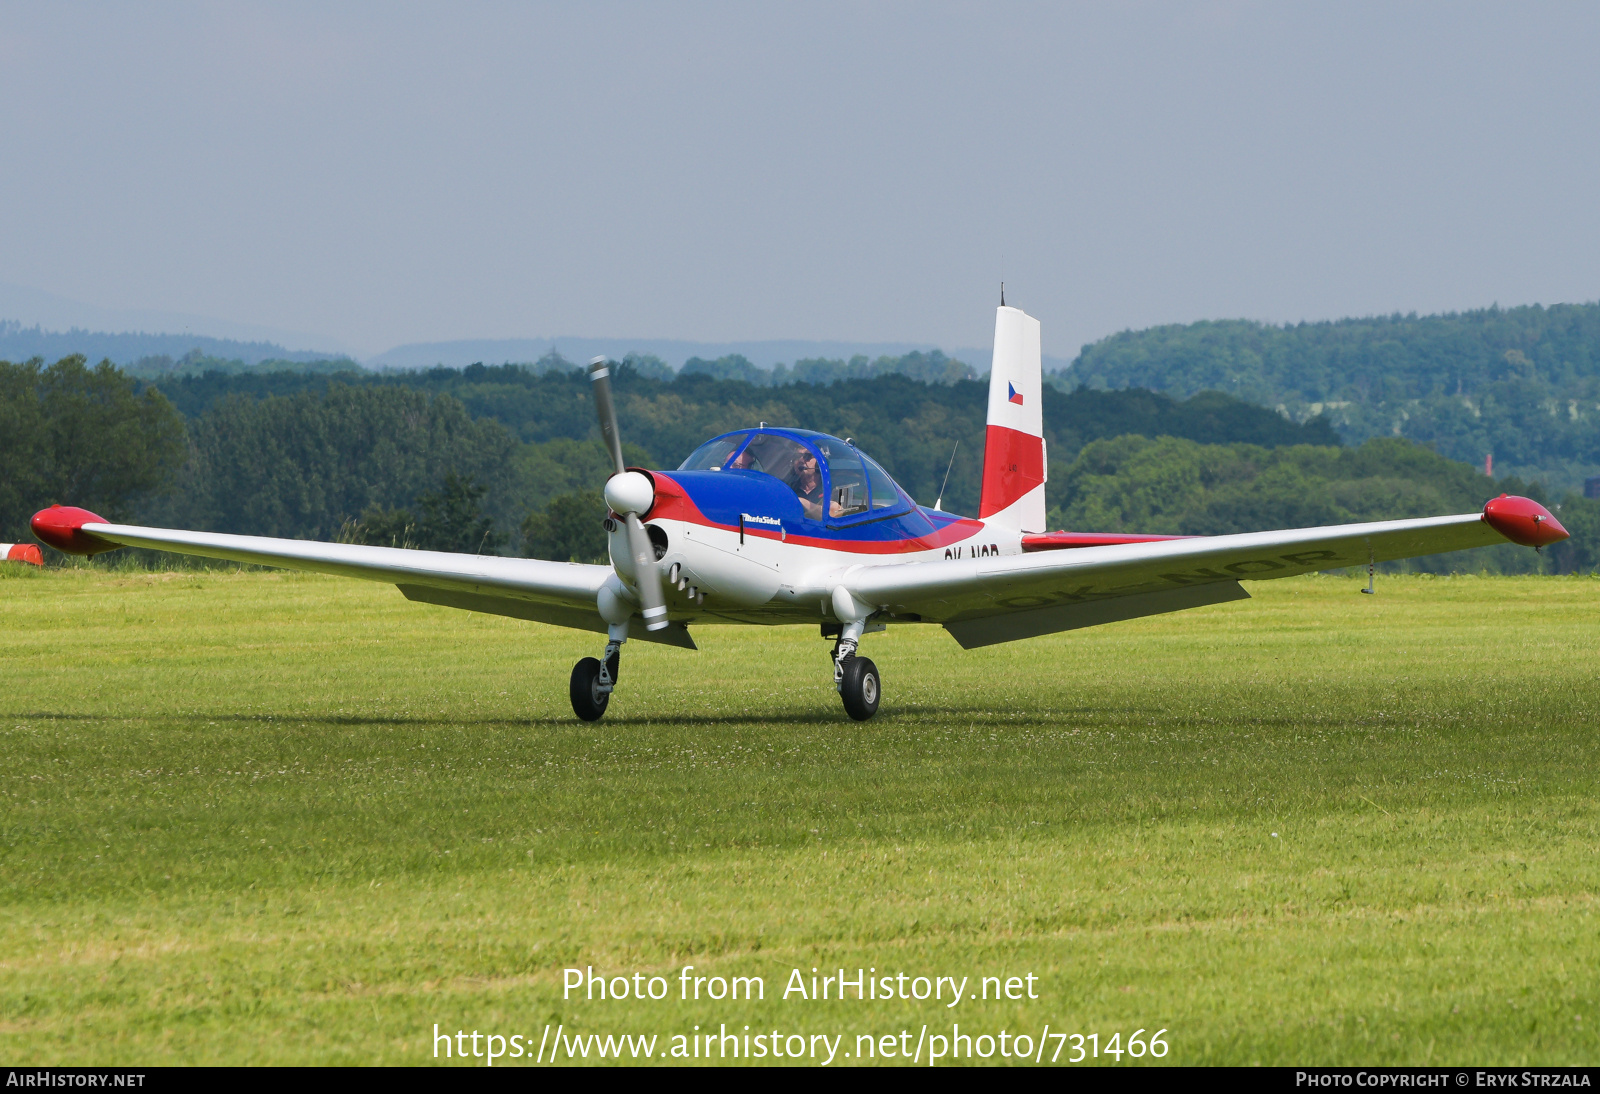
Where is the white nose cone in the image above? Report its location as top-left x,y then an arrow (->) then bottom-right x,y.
604,470 -> 655,515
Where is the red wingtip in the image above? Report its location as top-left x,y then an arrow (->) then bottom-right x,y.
30,504 -> 118,556
1482,494 -> 1569,548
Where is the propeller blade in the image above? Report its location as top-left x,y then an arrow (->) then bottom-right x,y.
587,356 -> 627,476
624,513 -> 669,631
588,357 -> 669,632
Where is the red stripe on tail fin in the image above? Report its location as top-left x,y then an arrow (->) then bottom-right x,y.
979,425 -> 1045,519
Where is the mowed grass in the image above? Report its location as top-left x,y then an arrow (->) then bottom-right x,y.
1,566 -> 1597,1066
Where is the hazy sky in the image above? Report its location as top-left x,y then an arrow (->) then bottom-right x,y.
2,2 -> 1597,359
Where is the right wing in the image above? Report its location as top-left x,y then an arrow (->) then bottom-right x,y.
29,506 -> 695,648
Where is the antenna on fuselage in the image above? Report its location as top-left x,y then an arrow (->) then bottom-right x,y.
934,439 -> 960,512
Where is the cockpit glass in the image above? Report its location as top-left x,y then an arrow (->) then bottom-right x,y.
730,434 -> 807,477
681,430 -> 904,521
730,434 -> 836,521
820,442 -> 870,518
678,434 -> 747,471
862,453 -> 904,509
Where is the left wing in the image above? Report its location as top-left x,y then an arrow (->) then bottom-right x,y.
843,496 -> 1566,648
29,505 -> 695,648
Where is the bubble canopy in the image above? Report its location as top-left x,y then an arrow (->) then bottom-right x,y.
677,428 -> 911,522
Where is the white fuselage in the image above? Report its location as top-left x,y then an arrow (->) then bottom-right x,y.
609,514 -> 1024,626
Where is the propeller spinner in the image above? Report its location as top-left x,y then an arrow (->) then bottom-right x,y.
588,357 -> 669,632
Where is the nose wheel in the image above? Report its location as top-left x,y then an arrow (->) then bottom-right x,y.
570,640 -> 621,721
838,655 -> 880,720
831,616 -> 882,720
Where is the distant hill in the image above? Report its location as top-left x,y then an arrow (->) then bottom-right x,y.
0,321 -> 353,368
368,335 -> 1075,374
1067,302 -> 1600,494
0,319 -> 1087,376
120,350 -> 363,381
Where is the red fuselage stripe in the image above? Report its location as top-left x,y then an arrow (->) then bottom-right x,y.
1021,531 -> 1191,552
645,476 -> 985,554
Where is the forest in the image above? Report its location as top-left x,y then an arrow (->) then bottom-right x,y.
125,352 -> 1334,529
3,352 -> 1594,573
1068,302 -> 1600,494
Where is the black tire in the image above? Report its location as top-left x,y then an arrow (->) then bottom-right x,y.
569,657 -> 610,721
839,656 -> 881,721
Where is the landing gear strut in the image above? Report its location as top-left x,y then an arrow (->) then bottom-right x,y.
571,625 -> 625,721
830,617 -> 881,721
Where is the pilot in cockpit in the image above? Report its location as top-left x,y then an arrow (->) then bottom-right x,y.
788,446 -> 844,520
730,435 -> 844,520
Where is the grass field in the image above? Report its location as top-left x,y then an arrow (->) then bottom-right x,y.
1,566 -> 1597,1066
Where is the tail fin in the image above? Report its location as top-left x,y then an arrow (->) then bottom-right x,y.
978,305 -> 1046,531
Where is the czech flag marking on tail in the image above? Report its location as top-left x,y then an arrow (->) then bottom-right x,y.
1007,382 -> 1024,405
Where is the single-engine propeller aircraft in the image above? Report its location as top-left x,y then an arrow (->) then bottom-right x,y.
32,305 -> 1568,721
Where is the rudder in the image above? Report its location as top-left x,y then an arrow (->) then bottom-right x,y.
979,305 -> 1046,531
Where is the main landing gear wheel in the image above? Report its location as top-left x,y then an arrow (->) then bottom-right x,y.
839,656 -> 880,721
570,656 -> 610,721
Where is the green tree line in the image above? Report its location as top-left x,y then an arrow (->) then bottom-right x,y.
140,354 -> 1334,523
1049,434 -> 1599,574
141,383 -> 516,542
0,356 -> 187,540
679,349 -> 978,386
5,352 -> 1591,573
